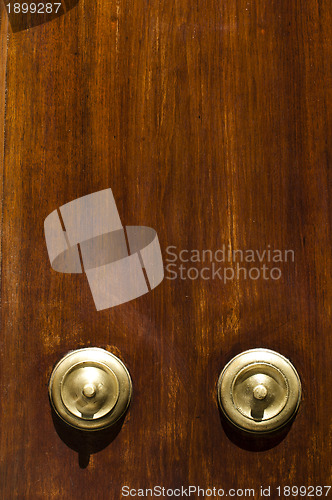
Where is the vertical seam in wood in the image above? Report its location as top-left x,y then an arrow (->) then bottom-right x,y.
57,207 -> 85,272
0,7 -> 9,312
124,226 -> 151,291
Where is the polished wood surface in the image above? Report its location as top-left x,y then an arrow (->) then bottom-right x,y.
0,0 -> 331,498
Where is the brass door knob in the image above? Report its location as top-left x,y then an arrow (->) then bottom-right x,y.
217,349 -> 301,434
49,348 -> 132,431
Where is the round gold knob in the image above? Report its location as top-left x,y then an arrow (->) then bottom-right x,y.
217,349 -> 301,434
49,348 -> 132,431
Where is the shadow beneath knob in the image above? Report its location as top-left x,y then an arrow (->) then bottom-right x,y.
218,407 -> 296,452
51,408 -> 126,468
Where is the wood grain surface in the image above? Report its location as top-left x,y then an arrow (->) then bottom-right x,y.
0,0 -> 331,498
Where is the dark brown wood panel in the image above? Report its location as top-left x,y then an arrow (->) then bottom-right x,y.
0,0 -> 331,498
0,2 -> 8,244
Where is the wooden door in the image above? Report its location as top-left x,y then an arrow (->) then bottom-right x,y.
0,0 -> 331,498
